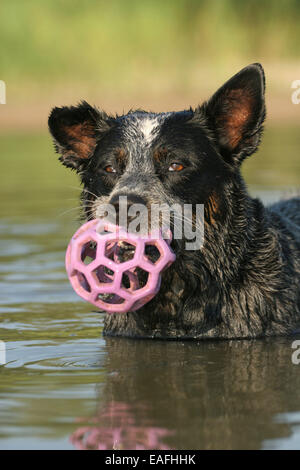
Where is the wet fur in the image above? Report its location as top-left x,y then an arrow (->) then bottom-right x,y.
49,63 -> 300,339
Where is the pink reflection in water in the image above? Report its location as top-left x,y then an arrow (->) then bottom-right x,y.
70,402 -> 173,450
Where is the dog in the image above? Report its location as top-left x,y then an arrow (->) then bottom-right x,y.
48,63 -> 300,339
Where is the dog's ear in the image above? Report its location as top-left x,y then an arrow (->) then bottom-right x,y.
48,101 -> 112,170
201,63 -> 266,165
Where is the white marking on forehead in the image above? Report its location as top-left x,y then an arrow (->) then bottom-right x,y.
139,117 -> 159,144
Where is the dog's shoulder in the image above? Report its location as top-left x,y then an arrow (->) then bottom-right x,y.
268,195 -> 300,231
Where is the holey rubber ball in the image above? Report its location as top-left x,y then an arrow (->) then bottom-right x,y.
65,219 -> 176,313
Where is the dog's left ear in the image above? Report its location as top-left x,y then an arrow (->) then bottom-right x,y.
201,63 -> 266,165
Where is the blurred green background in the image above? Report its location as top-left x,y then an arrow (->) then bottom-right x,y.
1,0 -> 300,125
2,0 -> 300,91
0,0 -> 299,219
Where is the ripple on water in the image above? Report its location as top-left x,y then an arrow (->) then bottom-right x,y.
1,196 -> 300,449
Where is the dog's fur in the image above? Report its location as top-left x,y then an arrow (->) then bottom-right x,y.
49,63 -> 300,339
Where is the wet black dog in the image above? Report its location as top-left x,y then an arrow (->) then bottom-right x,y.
49,63 -> 300,339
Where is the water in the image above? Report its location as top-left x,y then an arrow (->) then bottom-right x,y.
0,128 -> 300,450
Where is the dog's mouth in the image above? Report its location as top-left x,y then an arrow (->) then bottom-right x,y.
116,241 -> 136,262
93,241 -> 161,304
117,241 -> 161,264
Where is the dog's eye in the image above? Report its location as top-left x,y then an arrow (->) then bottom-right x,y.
104,165 -> 116,173
169,163 -> 184,172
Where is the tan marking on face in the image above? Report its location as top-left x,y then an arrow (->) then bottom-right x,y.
206,192 -> 219,225
115,148 -> 127,170
153,147 -> 168,163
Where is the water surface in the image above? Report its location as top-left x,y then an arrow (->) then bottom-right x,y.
0,128 -> 300,449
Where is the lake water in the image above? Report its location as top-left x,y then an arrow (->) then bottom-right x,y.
0,128 -> 300,450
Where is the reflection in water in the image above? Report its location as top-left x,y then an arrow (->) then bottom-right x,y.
70,336 -> 300,450
0,129 -> 300,449
70,402 -> 173,450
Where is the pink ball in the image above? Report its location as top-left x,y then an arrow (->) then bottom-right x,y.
65,220 -> 176,313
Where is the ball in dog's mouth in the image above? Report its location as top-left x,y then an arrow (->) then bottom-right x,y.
66,220 -> 176,313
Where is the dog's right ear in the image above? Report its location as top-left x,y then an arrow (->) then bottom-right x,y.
48,101 -> 112,171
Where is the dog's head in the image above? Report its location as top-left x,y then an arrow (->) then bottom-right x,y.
49,63 -> 265,246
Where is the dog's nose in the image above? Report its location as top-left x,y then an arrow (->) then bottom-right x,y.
109,193 -> 147,216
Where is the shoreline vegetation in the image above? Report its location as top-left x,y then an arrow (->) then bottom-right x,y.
0,0 -> 300,130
